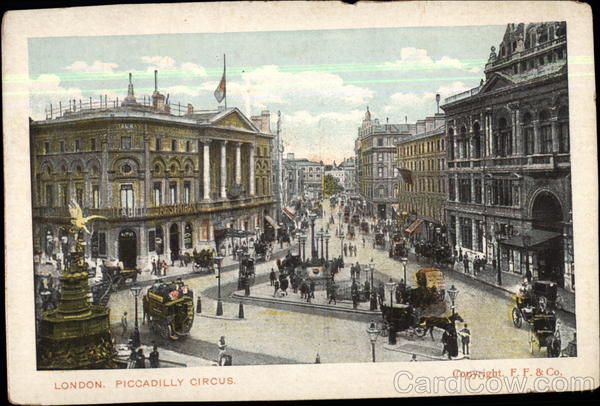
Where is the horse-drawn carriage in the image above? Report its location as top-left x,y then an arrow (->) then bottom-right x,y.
390,235 -> 408,259
191,249 -> 215,273
379,303 -> 426,338
100,262 -> 141,291
143,279 -> 194,340
373,233 -> 385,249
253,240 -> 272,262
360,221 -> 369,234
512,280 -> 561,357
351,213 -> 361,226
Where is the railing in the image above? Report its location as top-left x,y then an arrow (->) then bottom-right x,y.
487,37 -> 565,69
447,154 -> 570,169
33,197 -> 273,219
443,85 -> 482,104
44,94 -> 214,120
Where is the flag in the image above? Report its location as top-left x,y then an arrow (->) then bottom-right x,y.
398,168 -> 413,185
214,55 -> 226,103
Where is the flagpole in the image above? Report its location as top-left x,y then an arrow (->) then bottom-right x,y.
224,54 -> 227,110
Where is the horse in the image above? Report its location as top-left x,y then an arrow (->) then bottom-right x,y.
419,313 -> 464,341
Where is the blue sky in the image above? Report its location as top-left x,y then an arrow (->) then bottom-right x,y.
27,25 -> 506,163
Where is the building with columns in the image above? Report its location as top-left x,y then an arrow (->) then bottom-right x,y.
30,73 -> 275,270
395,113 -> 447,240
355,107 -> 416,219
441,22 -> 573,291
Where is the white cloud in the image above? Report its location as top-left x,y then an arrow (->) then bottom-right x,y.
383,47 -> 476,73
180,62 -> 208,77
28,74 -> 84,119
141,55 -> 177,71
64,60 -> 119,73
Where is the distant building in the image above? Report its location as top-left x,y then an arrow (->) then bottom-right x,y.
441,22 -> 572,290
30,72 -> 275,269
355,107 -> 416,219
395,113 -> 446,241
338,157 -> 357,194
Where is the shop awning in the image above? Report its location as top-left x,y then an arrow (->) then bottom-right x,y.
282,207 -> 295,220
264,215 -> 281,229
405,218 -> 424,234
501,229 -> 561,249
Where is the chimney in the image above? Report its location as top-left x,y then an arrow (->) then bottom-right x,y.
154,70 -> 158,92
405,115 -> 407,124
436,93 -> 441,113
187,103 -> 194,115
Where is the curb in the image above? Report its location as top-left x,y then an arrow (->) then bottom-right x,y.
231,292 -> 380,316
383,343 -> 470,361
198,314 -> 245,321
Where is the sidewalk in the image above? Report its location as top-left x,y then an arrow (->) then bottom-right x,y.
409,253 -> 575,315
114,342 -> 216,368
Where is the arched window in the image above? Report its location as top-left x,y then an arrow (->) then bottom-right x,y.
495,117 -> 512,157
522,112 -> 534,155
539,110 -> 552,154
460,126 -> 467,159
558,106 -> 569,153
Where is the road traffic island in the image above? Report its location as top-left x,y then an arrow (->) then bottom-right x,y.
231,286 -> 380,316
383,340 -> 469,361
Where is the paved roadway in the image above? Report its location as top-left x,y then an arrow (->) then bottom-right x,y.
107,199 -> 575,364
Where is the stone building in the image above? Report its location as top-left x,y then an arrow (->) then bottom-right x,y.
395,113 -> 446,240
441,22 -> 572,290
355,107 -> 416,219
30,73 -> 275,269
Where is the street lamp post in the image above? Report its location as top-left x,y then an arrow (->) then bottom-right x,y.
338,211 -> 342,234
324,231 -> 330,260
523,235 -> 531,282
495,230 -> 503,286
309,212 -> 318,259
299,234 -> 307,262
385,281 -> 397,345
215,255 -> 224,316
447,284 -> 459,317
369,259 -> 377,311
319,228 -> 325,260
237,248 -> 244,290
400,257 -> 408,286
339,232 -> 345,265
129,284 -> 142,348
447,284 -> 459,359
366,321 -> 380,362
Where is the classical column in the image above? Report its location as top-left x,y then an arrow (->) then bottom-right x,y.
550,117 -> 560,153
220,140 -> 228,198
532,120 -> 541,154
235,142 -> 242,184
249,144 -> 255,196
202,140 -> 212,200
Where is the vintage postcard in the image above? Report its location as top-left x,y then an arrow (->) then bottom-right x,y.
3,1 -> 598,404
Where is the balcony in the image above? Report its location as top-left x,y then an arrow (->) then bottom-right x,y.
32,196 -> 274,221
447,154 -> 570,171
443,85 -> 482,105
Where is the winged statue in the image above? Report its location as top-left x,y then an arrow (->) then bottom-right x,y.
68,199 -> 107,234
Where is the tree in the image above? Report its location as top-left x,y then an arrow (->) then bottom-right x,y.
323,174 -> 344,197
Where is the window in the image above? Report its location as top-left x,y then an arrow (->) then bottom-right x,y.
492,179 -> 513,207
120,184 -> 134,211
91,231 -> 107,258
59,140 -> 65,153
153,182 -> 162,206
539,110 -> 552,153
495,117 -> 512,157
377,167 -> 384,178
459,178 -> 472,203
148,230 -> 156,252
475,220 -> 484,252
186,140 -> 191,152
558,107 -> 569,153
169,182 -> 177,204
474,179 -> 482,204
121,136 -> 131,150
448,128 -> 454,159
156,138 -> 161,151
92,185 -> 100,208
460,217 -> 473,249
90,138 -> 96,151
75,139 -> 81,152
184,181 -> 191,203
75,186 -> 83,206
377,138 -> 383,146
58,184 -> 67,207
44,142 -> 50,154
171,139 -> 177,151
448,178 -> 456,201
45,184 -> 53,207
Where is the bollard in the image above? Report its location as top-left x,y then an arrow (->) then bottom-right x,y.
196,295 -> 202,313
238,302 -> 245,319
315,353 -> 321,364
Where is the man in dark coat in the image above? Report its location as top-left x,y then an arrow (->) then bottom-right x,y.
269,268 -> 276,286
135,348 -> 146,368
149,343 -> 160,368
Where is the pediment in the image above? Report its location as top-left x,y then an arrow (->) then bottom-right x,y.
212,110 -> 256,132
480,74 -> 514,94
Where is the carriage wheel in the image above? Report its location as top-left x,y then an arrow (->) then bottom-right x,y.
512,308 -> 523,328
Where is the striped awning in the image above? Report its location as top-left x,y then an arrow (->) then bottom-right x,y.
264,215 -> 281,229
404,218 -> 424,234
282,207 -> 295,220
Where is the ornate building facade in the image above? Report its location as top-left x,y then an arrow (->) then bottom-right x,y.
441,22 -> 573,290
395,113 -> 446,240
30,74 -> 275,269
355,107 -> 415,219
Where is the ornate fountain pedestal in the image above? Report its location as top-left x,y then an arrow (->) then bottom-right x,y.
38,236 -> 117,370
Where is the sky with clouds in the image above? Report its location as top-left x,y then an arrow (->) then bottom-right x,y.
26,25 -> 506,163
